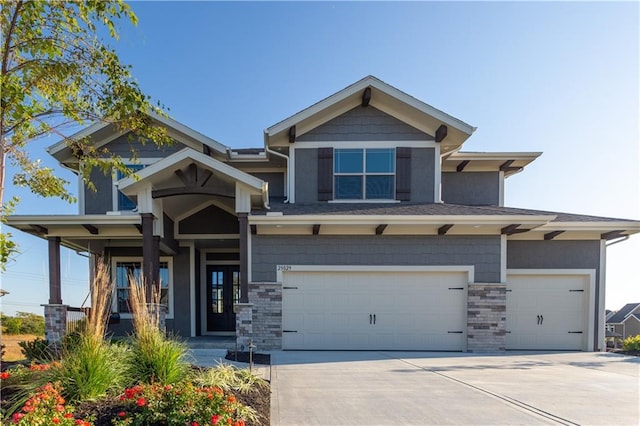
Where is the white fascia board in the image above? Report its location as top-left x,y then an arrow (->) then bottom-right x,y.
147,111 -> 228,155
47,122 -> 111,155
539,222 -> 640,234
7,215 -> 141,226
249,214 -> 557,226
267,76 -> 475,137
118,148 -> 265,194
446,151 -> 543,161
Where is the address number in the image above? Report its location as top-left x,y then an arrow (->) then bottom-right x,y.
277,265 -> 292,272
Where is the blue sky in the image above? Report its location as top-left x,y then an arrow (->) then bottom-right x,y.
1,1 -> 638,315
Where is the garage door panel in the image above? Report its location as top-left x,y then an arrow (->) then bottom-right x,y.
506,274 -> 588,351
282,270 -> 468,350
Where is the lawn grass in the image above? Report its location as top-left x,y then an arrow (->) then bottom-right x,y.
1,334 -> 40,362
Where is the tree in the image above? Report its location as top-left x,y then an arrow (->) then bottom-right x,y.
0,0 -> 170,269
1,312 -> 45,334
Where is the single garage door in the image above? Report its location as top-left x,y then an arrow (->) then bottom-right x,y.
282,269 -> 468,350
506,273 -> 589,351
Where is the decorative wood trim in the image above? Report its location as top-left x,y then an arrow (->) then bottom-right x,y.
544,230 -> 565,240
362,87 -> 371,107
601,230 -> 625,240
435,124 -> 448,143
152,187 -> 234,199
82,224 -> 99,235
312,224 -> 321,235
250,224 -> 257,235
317,147 -> 334,201
48,237 -> 62,304
456,160 -> 470,172
395,147 -> 411,201
288,125 -> 296,143
438,224 -> 454,235
501,224 -> 529,235
32,225 -> 49,235
134,224 -> 143,234
375,224 -> 387,235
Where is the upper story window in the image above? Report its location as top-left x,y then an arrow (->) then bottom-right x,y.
115,164 -> 145,211
334,148 -> 395,200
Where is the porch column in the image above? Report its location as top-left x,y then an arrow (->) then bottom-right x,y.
141,213 -> 159,302
48,237 -> 62,304
238,212 -> 249,303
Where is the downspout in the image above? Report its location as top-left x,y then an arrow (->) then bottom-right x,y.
264,131 -> 290,203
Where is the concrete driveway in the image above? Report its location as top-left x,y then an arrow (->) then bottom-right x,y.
270,351 -> 639,425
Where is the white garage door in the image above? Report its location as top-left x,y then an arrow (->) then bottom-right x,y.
282,269 -> 468,350
506,273 -> 589,351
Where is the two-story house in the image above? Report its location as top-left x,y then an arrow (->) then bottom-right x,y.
8,76 -> 640,352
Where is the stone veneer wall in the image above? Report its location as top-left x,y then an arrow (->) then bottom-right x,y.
43,304 -> 67,344
467,284 -> 506,352
235,282 -> 282,350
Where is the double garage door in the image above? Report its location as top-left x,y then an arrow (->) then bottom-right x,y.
281,268 -> 592,351
282,269 -> 468,351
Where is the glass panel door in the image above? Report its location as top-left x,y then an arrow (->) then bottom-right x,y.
206,265 -> 240,331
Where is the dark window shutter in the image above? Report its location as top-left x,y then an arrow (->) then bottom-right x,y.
396,147 -> 411,201
317,147 -> 334,201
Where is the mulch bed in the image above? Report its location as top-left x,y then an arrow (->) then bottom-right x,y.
614,349 -> 640,356
225,351 -> 271,365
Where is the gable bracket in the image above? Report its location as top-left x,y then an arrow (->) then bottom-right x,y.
544,230 -> 564,240
312,224 -> 321,235
376,224 -> 388,235
501,224 -> 530,235
250,224 -> 257,235
438,224 -> 454,235
601,230 -> 625,240
435,125 -> 448,143
31,225 -> 48,235
362,87 -> 372,107
82,224 -> 99,235
456,160 -> 470,172
134,224 -> 143,234
288,126 -> 296,143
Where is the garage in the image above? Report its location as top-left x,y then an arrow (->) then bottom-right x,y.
506,271 -> 593,351
281,267 -> 469,350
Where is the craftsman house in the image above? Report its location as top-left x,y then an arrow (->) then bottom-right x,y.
8,76 -> 640,352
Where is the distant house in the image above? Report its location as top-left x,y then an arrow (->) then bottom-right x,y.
7,76 -> 640,352
606,303 -> 640,339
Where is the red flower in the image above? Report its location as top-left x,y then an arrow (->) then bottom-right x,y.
227,395 -> 236,403
211,415 -> 221,425
52,418 -> 61,424
164,384 -> 173,391
0,371 -> 10,379
12,412 -> 24,423
192,422 -> 199,426
64,413 -> 73,419
136,397 -> 147,407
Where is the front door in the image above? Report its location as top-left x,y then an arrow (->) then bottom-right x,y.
206,265 -> 240,332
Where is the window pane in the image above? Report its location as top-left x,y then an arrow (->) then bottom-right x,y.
335,176 -> 363,199
117,165 -> 145,211
159,262 -> 169,289
117,289 -> 131,313
366,149 -> 395,173
116,262 -> 141,288
335,149 -> 363,173
366,175 -> 394,199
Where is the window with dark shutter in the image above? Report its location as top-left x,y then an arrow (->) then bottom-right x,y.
317,147 -> 334,201
395,147 -> 411,201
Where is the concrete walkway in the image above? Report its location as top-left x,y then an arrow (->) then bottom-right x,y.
270,351 -> 640,425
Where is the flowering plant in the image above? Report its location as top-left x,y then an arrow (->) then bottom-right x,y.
10,382 -> 91,425
112,382 -> 249,426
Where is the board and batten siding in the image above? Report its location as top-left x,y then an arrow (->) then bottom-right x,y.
251,235 -> 501,283
441,172 -> 501,206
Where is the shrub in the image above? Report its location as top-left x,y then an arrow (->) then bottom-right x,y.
1,312 -> 45,335
194,364 -> 268,394
9,382 -> 91,425
19,338 -> 54,363
622,334 -> 640,351
112,382 -> 252,426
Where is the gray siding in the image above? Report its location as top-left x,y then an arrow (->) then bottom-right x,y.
103,132 -> 183,158
252,235 -> 500,283
84,168 -> 113,213
295,148 -> 318,204
410,148 -> 435,202
250,172 -> 285,199
442,172 -> 500,206
297,106 -> 432,141
178,205 -> 239,234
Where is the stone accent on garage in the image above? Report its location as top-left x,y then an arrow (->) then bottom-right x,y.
467,284 -> 506,352
235,282 -> 282,350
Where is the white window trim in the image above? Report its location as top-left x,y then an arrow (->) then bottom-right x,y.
111,256 -> 174,319
334,148 -> 396,201
110,159 -> 160,213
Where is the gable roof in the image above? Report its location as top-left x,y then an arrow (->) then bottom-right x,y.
607,303 -> 640,324
265,76 -> 476,154
47,111 -> 229,167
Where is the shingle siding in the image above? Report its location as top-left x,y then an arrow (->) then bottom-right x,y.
251,235 -> 501,283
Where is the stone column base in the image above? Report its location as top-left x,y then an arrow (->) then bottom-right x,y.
235,303 -> 253,351
42,304 -> 68,344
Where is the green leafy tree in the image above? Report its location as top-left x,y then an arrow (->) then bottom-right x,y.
1,311 -> 45,334
0,0 -> 171,269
